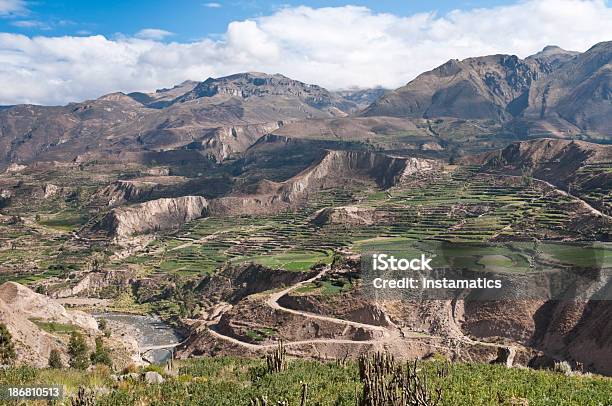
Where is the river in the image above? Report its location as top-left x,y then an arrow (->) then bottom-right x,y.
95,313 -> 183,364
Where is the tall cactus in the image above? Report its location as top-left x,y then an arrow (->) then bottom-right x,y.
266,340 -> 287,374
357,352 -> 447,406
71,386 -> 96,406
300,381 -> 308,406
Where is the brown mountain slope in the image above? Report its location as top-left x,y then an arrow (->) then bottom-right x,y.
524,42 -> 612,135
362,42 -> 611,138
361,52 -> 554,120
0,73 -> 358,167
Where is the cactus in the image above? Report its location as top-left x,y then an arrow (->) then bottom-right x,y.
250,396 -> 268,406
250,396 -> 290,406
71,386 -> 96,406
300,381 -> 308,406
357,352 -> 447,406
266,340 -> 287,374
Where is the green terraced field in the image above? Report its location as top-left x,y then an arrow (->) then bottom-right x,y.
114,166 -> 610,279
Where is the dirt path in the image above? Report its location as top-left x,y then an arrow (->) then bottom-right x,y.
265,268 -> 388,333
498,173 -> 611,221
203,267 -> 457,353
169,231 -> 224,252
533,177 -> 611,220
207,327 -> 383,350
447,299 -> 507,350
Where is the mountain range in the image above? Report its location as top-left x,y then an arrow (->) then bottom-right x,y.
363,42 -> 611,137
0,41 -> 610,169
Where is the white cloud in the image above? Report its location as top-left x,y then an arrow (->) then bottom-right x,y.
135,28 -> 174,40
1,0 -> 612,105
11,20 -> 49,29
204,2 -> 222,8
0,0 -> 26,16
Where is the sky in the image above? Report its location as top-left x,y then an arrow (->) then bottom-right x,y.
0,0 -> 611,105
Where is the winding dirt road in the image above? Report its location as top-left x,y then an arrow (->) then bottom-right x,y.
206,266 -> 403,349
202,266 -> 503,355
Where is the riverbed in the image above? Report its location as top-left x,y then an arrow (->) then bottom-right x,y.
95,313 -> 183,364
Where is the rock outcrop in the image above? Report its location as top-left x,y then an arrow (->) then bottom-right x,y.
0,282 -> 98,331
474,138 -> 611,170
174,72 -> 356,114
310,206 -> 385,227
0,282 -> 98,366
95,177 -> 188,206
184,121 -> 284,161
290,150 -> 438,190
210,150 -> 439,216
51,270 -> 136,299
95,196 -> 209,240
0,299 -> 59,367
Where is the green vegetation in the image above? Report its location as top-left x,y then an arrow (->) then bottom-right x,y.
90,337 -> 112,367
108,167 -> 608,285
0,356 -> 610,405
67,332 -> 90,370
246,327 -> 277,342
0,322 -> 16,365
30,319 -> 80,335
2,165 -> 608,289
296,274 -> 354,295
239,249 -> 333,271
113,188 -> 358,277
357,352 -> 445,405
48,349 -> 63,369
37,210 -> 89,232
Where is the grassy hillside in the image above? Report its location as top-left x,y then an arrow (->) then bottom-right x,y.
1,357 -> 611,405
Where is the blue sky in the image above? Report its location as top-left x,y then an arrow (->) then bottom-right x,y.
1,1 -> 516,41
0,0 -> 611,105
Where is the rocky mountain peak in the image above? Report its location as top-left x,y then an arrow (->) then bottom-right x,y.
585,40 -> 612,53
173,72 -> 356,112
177,72 -> 325,101
97,92 -> 143,106
542,45 -> 568,54
155,80 -> 199,94
526,45 -> 579,69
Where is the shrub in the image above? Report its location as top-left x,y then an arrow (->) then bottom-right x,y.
98,318 -> 107,331
553,361 -> 573,376
143,364 -> 165,375
0,323 -> 16,365
48,349 -> 63,369
68,332 -> 90,370
71,386 -> 95,406
122,363 -> 138,374
90,337 -> 112,368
